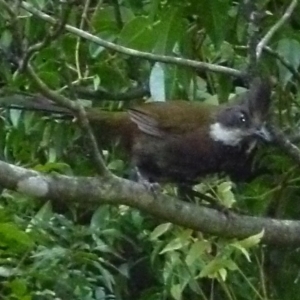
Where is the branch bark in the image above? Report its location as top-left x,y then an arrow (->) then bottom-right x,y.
1,159 -> 300,246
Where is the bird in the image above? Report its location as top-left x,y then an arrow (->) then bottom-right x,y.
0,77 -> 272,185
126,78 -> 272,184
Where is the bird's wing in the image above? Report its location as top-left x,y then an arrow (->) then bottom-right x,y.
128,108 -> 164,137
128,101 -> 217,137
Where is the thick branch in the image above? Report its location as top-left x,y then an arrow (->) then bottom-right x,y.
1,159 -> 300,246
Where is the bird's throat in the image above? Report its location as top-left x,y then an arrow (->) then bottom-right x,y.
209,122 -> 244,146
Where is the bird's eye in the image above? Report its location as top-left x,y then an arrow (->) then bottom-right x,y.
238,112 -> 247,124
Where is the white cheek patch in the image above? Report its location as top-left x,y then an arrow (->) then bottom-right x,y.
209,122 -> 245,146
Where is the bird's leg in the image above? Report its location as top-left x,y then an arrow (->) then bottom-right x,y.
134,168 -> 161,194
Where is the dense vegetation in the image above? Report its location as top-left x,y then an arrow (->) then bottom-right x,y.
0,0 -> 299,299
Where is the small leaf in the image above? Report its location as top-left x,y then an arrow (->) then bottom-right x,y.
118,16 -> 156,51
197,0 -> 230,47
217,181 -> 235,208
218,268 -> 227,281
90,32 -> 117,58
150,63 -> 166,101
231,244 -> 251,262
150,223 -> 172,240
0,267 -> 15,277
0,30 -> 12,48
0,223 -> 34,251
170,284 -> 182,300
28,201 -> 53,227
237,230 -> 264,249
10,279 -> 28,296
199,257 -> 237,279
28,0 -> 46,9
277,38 -> 300,85
186,240 -> 211,266
107,159 -> 125,172
160,237 -> 188,254
153,8 -> 184,54
9,109 -> 22,128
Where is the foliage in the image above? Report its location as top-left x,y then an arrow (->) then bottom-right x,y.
0,0 -> 299,299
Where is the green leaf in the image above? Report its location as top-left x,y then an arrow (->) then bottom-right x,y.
236,230 -> 265,249
92,6 -> 134,32
119,16 -> 156,51
197,0 -> 230,47
0,266 -> 15,277
277,38 -> 300,85
0,223 -> 34,251
186,240 -> 211,266
170,284 -> 182,300
89,32 -> 117,58
107,159 -> 125,172
231,244 -> 251,262
160,234 -> 190,254
218,268 -> 227,281
9,109 -> 22,128
0,30 -> 12,48
153,8 -> 185,55
199,257 -> 237,279
217,181 -> 235,208
150,223 -> 172,240
28,0 -> 46,9
10,279 -> 28,296
29,201 -> 53,226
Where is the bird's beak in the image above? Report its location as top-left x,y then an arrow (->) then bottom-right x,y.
254,125 -> 272,142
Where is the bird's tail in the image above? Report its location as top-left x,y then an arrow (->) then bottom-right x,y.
0,93 -> 135,153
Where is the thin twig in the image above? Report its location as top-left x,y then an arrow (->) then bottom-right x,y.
74,84 -> 150,101
0,0 -> 24,57
26,63 -> 111,176
75,0 -> 92,79
20,1 -> 241,78
242,0 -> 261,78
61,58 -> 109,175
235,45 -> 300,83
21,2 -> 72,71
268,124 -> 300,166
256,0 -> 298,59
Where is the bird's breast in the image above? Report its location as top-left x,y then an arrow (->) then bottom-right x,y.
132,128 -> 258,183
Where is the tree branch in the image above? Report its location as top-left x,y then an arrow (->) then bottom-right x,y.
0,159 -> 300,246
25,64 -> 111,177
20,1 -> 242,78
268,124 -> 300,165
256,0 -> 298,59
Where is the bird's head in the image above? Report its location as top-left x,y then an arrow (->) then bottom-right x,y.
209,77 -> 272,146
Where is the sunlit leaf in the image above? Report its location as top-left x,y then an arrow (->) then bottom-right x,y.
236,230 -> 265,249
170,284 -> 182,300
150,223 -> 172,240
199,257 -> 237,279
149,63 -> 166,101
0,222 -> 34,251
186,240 -> 211,266
217,181 -> 235,208
160,237 -> 189,254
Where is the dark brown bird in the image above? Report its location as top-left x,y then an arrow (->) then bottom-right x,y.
0,78 -> 272,184
126,78 -> 272,184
